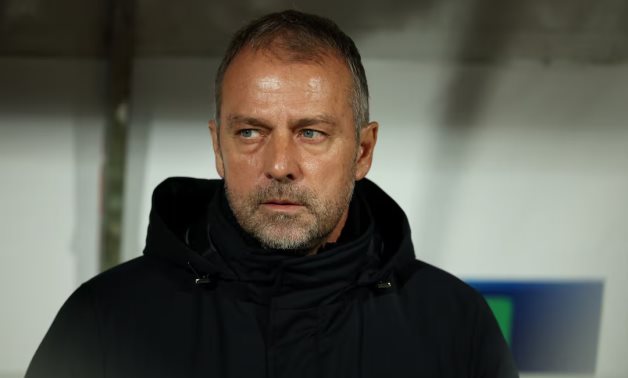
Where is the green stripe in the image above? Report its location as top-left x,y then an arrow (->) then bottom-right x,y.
485,295 -> 514,345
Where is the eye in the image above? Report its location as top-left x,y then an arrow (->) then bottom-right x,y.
300,129 -> 324,139
238,129 -> 260,138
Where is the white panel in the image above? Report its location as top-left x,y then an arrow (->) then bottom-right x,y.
0,58 -> 104,374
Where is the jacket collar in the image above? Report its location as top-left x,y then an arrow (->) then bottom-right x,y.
143,177 -> 415,306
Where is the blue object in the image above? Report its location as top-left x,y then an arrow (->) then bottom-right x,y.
466,280 -> 604,373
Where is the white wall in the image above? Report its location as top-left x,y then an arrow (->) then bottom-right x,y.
1,57 -> 626,377
0,58 -> 105,375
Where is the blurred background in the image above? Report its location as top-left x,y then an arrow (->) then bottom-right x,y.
1,0 -> 627,377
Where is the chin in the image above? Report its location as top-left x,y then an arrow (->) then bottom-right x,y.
256,228 -> 324,253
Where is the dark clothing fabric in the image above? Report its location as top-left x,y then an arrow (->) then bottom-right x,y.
26,177 -> 519,378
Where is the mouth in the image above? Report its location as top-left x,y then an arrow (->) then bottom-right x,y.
264,199 -> 301,205
261,199 -> 305,212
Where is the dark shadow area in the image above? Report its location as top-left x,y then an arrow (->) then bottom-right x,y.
135,0 -> 442,57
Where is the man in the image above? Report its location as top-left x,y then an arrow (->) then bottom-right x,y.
27,10 -> 518,378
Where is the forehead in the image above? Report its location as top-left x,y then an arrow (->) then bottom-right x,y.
220,47 -> 353,111
225,45 -> 351,78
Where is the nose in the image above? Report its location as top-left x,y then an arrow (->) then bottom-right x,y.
263,131 -> 300,182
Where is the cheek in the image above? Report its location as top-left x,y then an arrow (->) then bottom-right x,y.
221,149 -> 262,187
221,139 -> 260,169
302,145 -> 356,184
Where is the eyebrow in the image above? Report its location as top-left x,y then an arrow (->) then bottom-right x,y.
226,114 -> 337,129
226,115 -> 269,128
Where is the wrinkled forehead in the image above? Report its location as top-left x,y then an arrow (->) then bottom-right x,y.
221,46 -> 354,110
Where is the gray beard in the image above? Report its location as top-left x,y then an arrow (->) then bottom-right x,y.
224,179 -> 354,255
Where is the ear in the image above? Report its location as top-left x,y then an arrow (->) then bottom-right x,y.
208,120 -> 225,178
354,121 -> 379,180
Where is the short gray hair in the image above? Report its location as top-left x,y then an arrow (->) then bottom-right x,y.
214,10 -> 370,136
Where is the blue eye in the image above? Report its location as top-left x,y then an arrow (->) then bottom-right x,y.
301,129 -> 319,138
239,129 -> 259,138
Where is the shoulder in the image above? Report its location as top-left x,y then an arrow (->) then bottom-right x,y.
402,259 -> 482,299
79,255 -> 184,305
396,259 -> 489,318
85,256 -> 156,289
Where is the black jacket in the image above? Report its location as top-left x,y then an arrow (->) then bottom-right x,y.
27,177 -> 518,378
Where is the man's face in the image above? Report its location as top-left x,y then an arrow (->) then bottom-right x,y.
209,47 -> 377,253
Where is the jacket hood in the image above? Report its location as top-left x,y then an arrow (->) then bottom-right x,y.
143,177 -> 416,304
